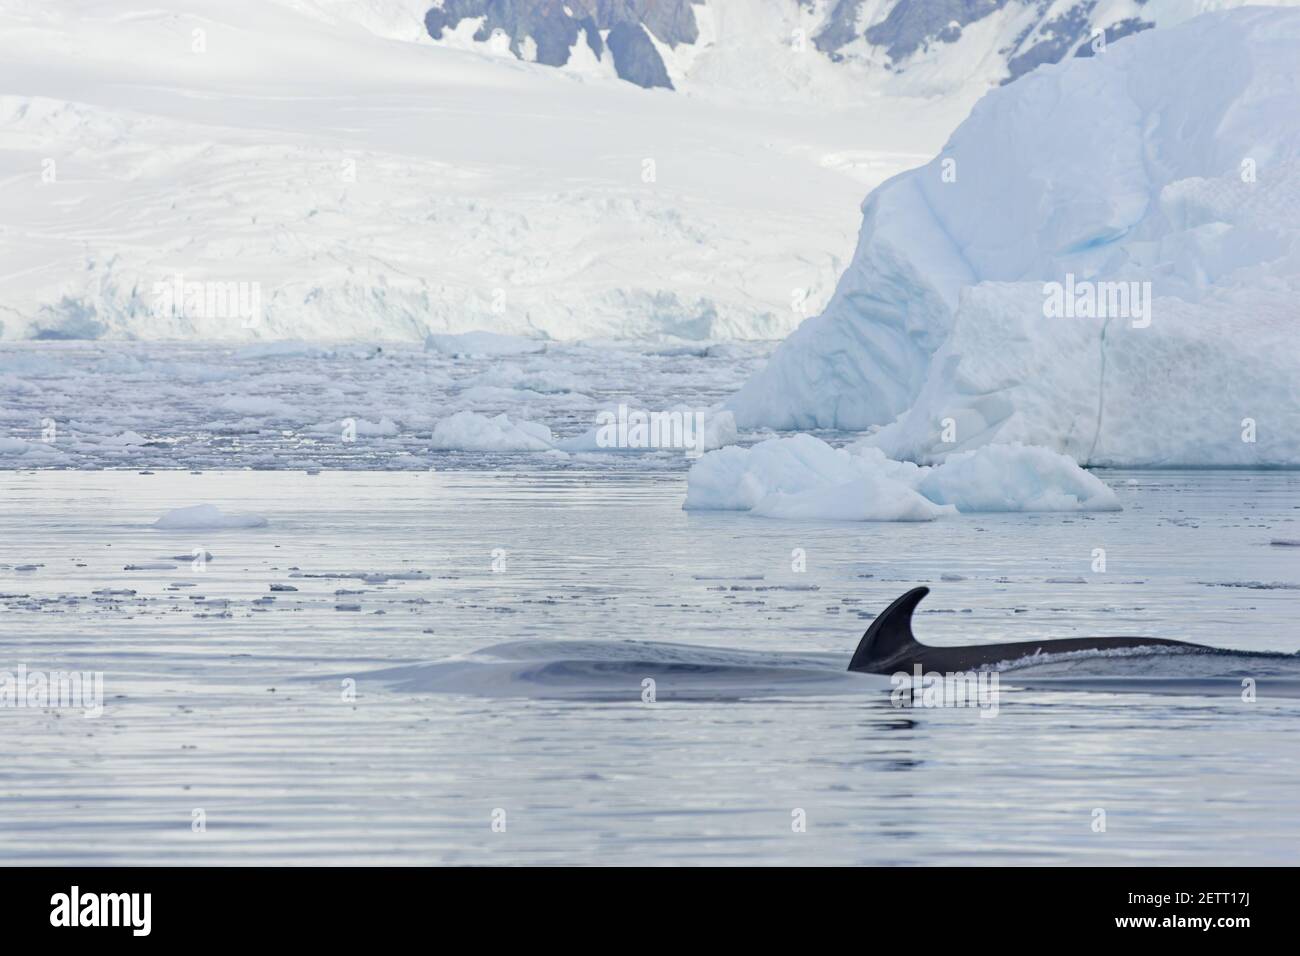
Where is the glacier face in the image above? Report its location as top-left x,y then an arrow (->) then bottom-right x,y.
0,0 -> 977,344
729,8 -> 1300,467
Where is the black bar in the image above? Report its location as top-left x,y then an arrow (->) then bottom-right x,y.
0,867 -> 1276,942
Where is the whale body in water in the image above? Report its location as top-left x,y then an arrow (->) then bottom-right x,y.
347,585 -> 1299,700
848,586 -> 1211,674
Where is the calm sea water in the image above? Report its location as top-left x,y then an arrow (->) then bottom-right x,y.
1,469 -> 1297,864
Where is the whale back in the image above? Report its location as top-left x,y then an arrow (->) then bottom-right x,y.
848,586 -> 1210,674
847,586 -> 928,674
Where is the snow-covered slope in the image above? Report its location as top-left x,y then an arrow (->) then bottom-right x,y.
0,0 -> 973,343
729,8 -> 1300,467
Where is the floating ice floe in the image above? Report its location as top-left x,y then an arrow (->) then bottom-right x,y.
430,411 -> 555,452
912,443 -> 1121,513
0,437 -> 63,459
684,436 -> 1119,521
151,504 -> 269,530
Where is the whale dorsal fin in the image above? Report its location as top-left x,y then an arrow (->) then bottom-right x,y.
848,587 -> 928,673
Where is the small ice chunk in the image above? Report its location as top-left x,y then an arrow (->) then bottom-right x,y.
361,571 -> 430,583
102,430 -> 148,446
165,551 -> 213,562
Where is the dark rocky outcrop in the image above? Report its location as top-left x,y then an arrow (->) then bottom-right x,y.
606,22 -> 673,90
1073,16 -> 1154,59
424,0 -> 694,89
861,0 -> 1003,62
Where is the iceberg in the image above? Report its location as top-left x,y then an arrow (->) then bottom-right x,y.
101,431 -> 149,447
728,9 -> 1300,467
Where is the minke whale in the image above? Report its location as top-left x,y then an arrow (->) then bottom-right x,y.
847,586 -> 1208,675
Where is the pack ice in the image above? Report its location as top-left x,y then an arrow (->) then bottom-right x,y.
728,9 -> 1300,468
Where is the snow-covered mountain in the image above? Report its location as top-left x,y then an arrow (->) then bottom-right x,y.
729,7 -> 1300,467
421,0 -> 1274,100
